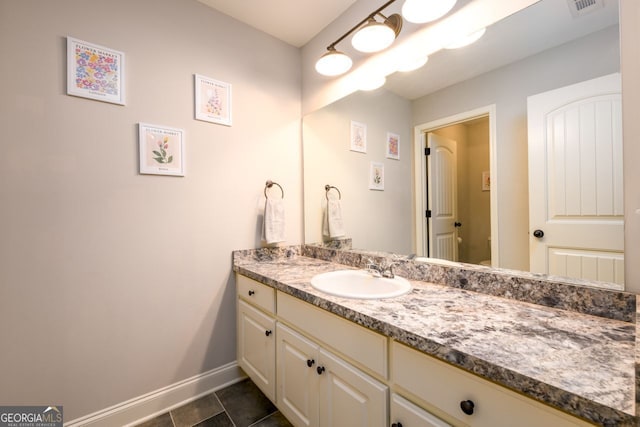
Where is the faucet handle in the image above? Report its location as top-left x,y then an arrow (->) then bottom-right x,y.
381,261 -> 398,278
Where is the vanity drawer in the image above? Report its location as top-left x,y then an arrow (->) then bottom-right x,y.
237,274 -> 275,314
277,291 -> 388,379
391,342 -> 593,427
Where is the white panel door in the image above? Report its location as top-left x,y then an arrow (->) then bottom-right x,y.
318,348 -> 388,427
427,133 -> 459,261
276,323 -> 320,427
527,73 -> 624,287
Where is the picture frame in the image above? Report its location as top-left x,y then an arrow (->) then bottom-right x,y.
66,37 -> 125,105
482,170 -> 491,191
386,132 -> 400,160
369,162 -> 385,191
194,74 -> 232,126
139,123 -> 185,176
350,121 -> 367,153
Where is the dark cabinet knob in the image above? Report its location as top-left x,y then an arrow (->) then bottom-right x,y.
454,222 -> 462,227
533,229 -> 544,238
316,366 -> 325,375
306,359 -> 315,367
248,290 -> 255,296
391,423 -> 403,427
265,330 -> 272,337
460,400 -> 475,415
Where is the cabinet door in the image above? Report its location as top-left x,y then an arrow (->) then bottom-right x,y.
318,348 -> 388,427
390,393 -> 451,427
276,324 -> 320,427
237,299 -> 276,401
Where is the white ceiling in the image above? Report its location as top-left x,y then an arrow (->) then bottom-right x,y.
196,0 -> 358,47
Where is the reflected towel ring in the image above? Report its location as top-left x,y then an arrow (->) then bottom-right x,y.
265,180 -> 284,199
325,185 -> 341,200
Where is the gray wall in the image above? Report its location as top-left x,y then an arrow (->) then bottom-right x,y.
303,89 -> 413,254
0,0 -> 302,421
412,25 -> 620,271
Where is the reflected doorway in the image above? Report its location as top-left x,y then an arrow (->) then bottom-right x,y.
426,118 -> 491,265
414,105 -> 498,267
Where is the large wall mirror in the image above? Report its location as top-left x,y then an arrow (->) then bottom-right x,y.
303,0 -> 623,289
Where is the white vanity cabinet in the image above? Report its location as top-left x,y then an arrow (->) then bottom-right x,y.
236,276 -> 276,401
276,322 -> 388,427
236,273 -> 595,427
391,341 -> 594,427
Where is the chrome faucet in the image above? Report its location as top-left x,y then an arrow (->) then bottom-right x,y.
364,258 -> 396,279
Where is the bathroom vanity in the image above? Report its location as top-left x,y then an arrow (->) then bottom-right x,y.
233,245 -> 638,427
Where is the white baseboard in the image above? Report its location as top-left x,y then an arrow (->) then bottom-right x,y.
65,362 -> 245,427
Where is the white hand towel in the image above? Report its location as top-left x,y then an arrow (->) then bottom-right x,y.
262,198 -> 285,244
322,199 -> 345,239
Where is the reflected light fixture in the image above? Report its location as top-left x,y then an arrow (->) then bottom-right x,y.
402,0 -> 457,23
359,75 -> 387,91
445,27 -> 486,49
397,55 -> 429,72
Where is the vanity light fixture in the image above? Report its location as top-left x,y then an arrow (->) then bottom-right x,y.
315,47 -> 353,76
315,0 -> 457,77
351,14 -> 403,53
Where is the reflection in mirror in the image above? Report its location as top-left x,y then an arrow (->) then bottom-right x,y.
302,0 -> 623,289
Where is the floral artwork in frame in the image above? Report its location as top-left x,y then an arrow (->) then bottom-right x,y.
386,132 -> 400,160
369,162 -> 385,191
194,74 -> 232,126
66,37 -> 125,105
139,123 -> 185,176
350,121 -> 367,153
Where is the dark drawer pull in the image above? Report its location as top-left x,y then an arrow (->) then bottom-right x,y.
460,399 -> 475,415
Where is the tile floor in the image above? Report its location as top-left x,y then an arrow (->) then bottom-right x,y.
135,378 -> 292,427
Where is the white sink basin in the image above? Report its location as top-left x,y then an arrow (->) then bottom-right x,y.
310,270 -> 412,299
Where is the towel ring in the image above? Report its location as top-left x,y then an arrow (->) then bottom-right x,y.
325,185 -> 341,200
265,180 -> 284,199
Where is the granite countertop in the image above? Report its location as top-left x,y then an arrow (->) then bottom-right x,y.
233,247 -> 637,427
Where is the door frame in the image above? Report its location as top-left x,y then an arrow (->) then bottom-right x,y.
413,105 -> 499,265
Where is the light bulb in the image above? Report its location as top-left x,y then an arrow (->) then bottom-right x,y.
352,19 -> 396,53
315,49 -> 353,76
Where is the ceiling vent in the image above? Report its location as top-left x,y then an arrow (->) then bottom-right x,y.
566,0 -> 605,17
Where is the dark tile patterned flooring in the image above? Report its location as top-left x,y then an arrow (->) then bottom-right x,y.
135,379 -> 292,427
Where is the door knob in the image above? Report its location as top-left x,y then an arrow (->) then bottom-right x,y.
533,229 -> 544,238
454,222 -> 462,227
